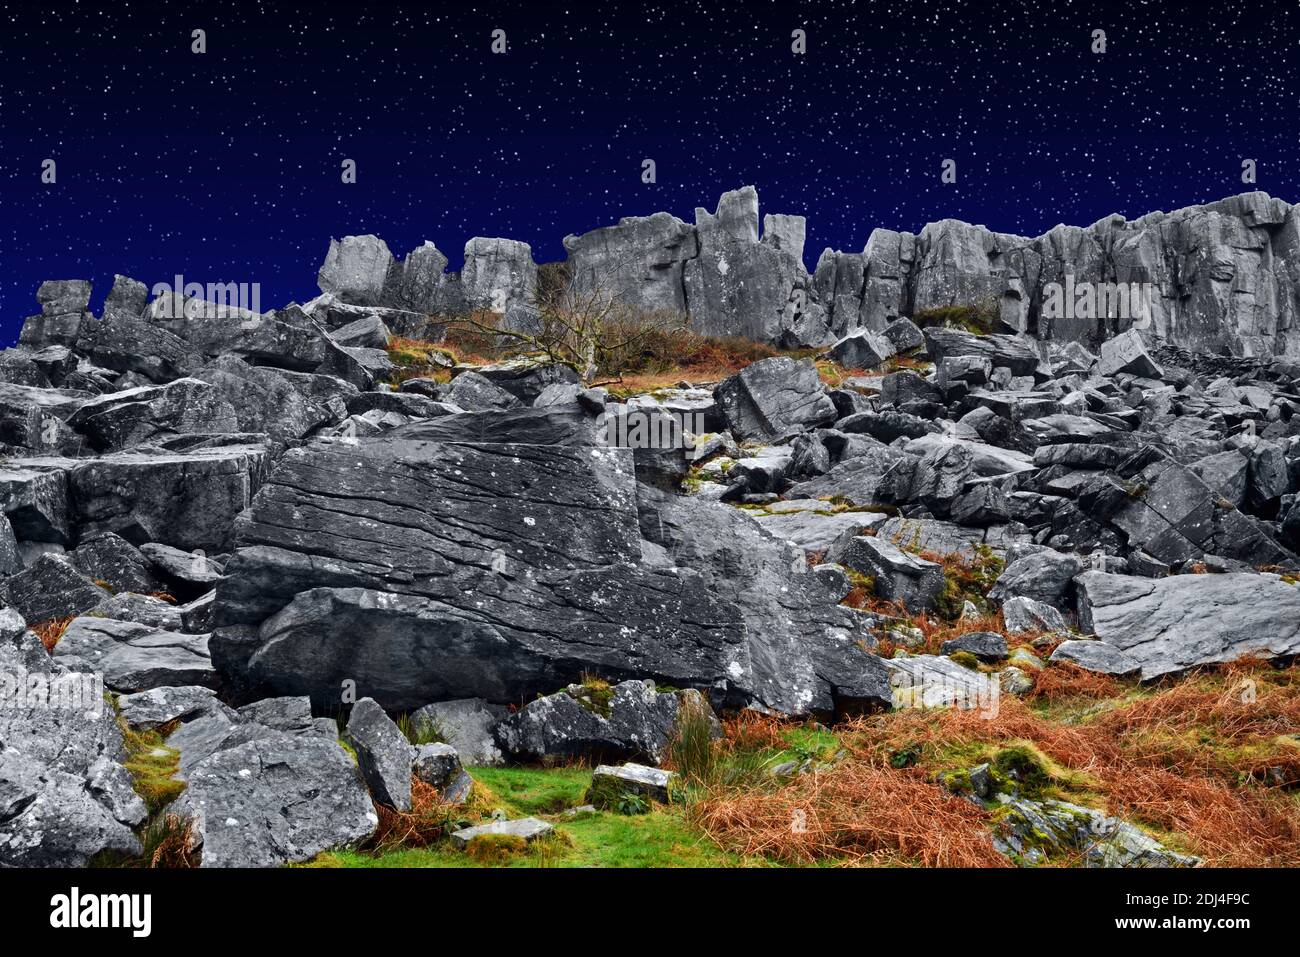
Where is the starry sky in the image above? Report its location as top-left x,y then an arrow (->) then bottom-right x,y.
3,0 -> 1297,345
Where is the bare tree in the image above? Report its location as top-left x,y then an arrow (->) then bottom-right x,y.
444,256 -> 688,386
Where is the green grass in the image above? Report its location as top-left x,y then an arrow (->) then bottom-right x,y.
118,720 -> 185,815
307,726 -> 850,869
472,765 -> 593,816
317,806 -> 742,868
310,763 -> 748,868
779,725 -> 840,762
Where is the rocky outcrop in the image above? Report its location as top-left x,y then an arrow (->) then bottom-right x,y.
7,188 -> 1300,871
303,189 -> 1300,358
316,233 -> 537,319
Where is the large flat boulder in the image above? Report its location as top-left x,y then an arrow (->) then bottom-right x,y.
211,428 -> 889,719
1074,570 -> 1300,680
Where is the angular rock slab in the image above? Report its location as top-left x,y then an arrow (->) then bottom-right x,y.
0,443 -> 267,552
1001,595 -> 1068,635
173,729 -> 378,867
833,535 -> 945,613
1049,639 -> 1141,679
450,816 -> 553,849
1075,570 -> 1300,680
55,616 -> 215,692
493,679 -> 718,765
885,655 -> 999,714
713,357 -> 837,442
346,697 -> 415,811
117,685 -> 235,730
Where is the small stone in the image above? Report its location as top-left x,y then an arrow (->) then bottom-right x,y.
450,817 -> 554,849
1008,647 -> 1045,672
587,762 -> 676,808
999,666 -> 1035,696
940,631 -> 1009,662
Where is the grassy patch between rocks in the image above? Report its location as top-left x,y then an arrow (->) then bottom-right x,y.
313,764 -> 745,868
299,660 -> 1300,869
385,336 -> 456,386
93,711 -> 197,868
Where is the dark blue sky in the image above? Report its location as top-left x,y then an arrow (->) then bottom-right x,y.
3,0 -> 1296,345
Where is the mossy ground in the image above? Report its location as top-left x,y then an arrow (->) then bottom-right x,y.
912,302 -> 999,335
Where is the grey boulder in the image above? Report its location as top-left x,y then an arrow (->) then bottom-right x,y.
831,535 -> 944,613
713,357 -> 837,442
493,679 -> 719,765
1073,570 -> 1300,680
0,635 -> 146,866
408,698 -> 508,766
172,729 -> 378,867
53,617 -> 215,692
345,697 -> 415,811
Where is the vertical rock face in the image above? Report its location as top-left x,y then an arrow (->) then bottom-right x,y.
836,191 -> 1300,357
683,187 -> 812,342
316,235 -> 395,305
461,238 -> 538,313
912,220 -> 1032,319
384,241 -> 457,314
562,211 -> 699,315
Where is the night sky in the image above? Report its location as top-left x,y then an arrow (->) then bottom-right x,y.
3,0 -> 1297,345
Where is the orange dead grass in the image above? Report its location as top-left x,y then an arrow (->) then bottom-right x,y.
366,778 -> 458,851
844,661 -> 1300,866
694,758 -> 1008,867
692,660 -> 1300,867
690,713 -> 1006,867
1026,661 -> 1122,703
718,711 -> 789,754
31,615 -> 75,652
